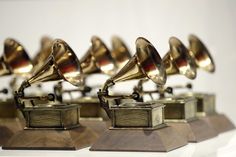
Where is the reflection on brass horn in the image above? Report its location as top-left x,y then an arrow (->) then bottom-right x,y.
188,34 -> 215,73
3,38 -> 33,75
103,37 -> 166,91
18,39 -> 83,93
80,36 -> 117,76
32,36 -> 53,73
163,37 -> 197,79
111,36 -> 132,70
0,57 -> 11,76
100,37 -> 166,116
90,37 -> 188,152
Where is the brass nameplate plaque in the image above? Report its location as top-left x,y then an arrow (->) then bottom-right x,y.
111,102 -> 165,129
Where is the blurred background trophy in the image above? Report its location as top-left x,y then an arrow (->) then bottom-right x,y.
0,38 -> 33,146
134,37 -> 217,142
90,37 -> 188,152
176,34 -> 235,133
53,36 -> 131,121
3,39 -> 103,150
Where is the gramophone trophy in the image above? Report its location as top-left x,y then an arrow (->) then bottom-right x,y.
0,38 -> 33,146
135,37 -> 217,142
3,39 -> 101,150
178,34 -> 234,133
54,36 -> 131,120
90,37 -> 187,152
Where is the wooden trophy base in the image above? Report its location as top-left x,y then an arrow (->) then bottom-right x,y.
0,118 -> 23,146
2,102 -> 109,150
80,119 -> 108,136
200,113 -> 235,134
90,126 -> 187,152
2,125 -> 102,150
166,118 -> 218,142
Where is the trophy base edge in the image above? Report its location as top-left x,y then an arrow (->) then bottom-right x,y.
200,113 -> 235,134
89,126 -> 188,152
2,125 -> 102,150
167,118 -> 218,142
0,118 -> 23,146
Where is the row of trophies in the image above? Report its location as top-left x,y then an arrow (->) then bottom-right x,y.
0,35 -> 234,151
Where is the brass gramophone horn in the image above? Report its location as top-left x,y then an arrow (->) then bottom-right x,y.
18,39 -> 83,92
32,36 -> 53,73
0,57 -> 11,76
80,36 -> 117,76
163,37 -> 197,79
111,36 -> 132,70
3,38 -> 33,75
188,34 -> 215,73
102,37 -> 166,91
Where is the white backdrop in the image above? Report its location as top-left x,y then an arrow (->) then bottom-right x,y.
0,0 -> 235,123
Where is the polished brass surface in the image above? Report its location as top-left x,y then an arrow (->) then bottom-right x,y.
80,36 -> 116,76
179,92 -> 216,117
32,36 -> 53,74
163,37 -> 196,79
15,39 -> 84,130
3,38 -> 33,75
23,104 -> 80,130
99,37 -> 166,118
111,102 -> 165,129
24,39 -> 83,88
104,37 -> 166,90
111,36 -> 132,70
155,97 -> 197,122
188,34 -> 215,73
0,57 -> 11,76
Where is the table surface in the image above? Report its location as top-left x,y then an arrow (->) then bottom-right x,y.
0,130 -> 236,157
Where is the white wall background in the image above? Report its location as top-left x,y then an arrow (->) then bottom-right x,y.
0,0 -> 235,123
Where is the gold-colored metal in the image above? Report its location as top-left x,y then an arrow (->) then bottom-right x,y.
0,57 -> 11,76
0,38 -> 33,76
80,36 -> 117,76
188,34 -> 215,72
155,97 -> 197,122
91,38 -> 188,152
134,37 -> 197,98
103,37 -> 166,91
3,38 -> 33,76
14,39 -> 83,130
179,92 -> 215,117
32,36 -> 53,74
163,37 -> 197,79
21,39 -> 83,89
99,37 -> 166,119
111,102 -> 165,129
111,36 -> 132,70
23,104 -> 80,129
